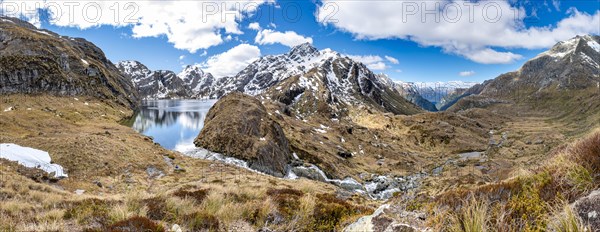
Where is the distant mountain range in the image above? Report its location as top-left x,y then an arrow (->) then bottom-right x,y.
118,44 -> 478,112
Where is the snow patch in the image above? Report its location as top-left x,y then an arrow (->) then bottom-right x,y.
0,143 -> 68,177
588,40 -> 600,53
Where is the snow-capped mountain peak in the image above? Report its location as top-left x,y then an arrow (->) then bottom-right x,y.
178,64 -> 206,82
118,60 -> 210,99
288,42 -> 319,58
116,60 -> 152,82
536,34 -> 600,59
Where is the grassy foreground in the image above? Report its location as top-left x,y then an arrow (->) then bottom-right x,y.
0,94 -> 374,231
391,128 -> 599,231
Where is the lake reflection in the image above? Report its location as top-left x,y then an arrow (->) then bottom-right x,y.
130,100 -> 217,151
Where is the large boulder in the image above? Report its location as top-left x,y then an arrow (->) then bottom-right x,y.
194,92 -> 292,177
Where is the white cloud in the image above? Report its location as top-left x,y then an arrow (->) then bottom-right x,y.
552,0 -> 561,11
317,0 -> 600,64
458,48 -> 523,64
200,44 -> 261,78
3,1 -> 271,53
346,55 -> 389,71
179,55 -> 185,60
459,70 -> 476,77
248,22 -> 261,30
384,56 -> 399,64
255,29 -> 313,47
367,62 -> 389,71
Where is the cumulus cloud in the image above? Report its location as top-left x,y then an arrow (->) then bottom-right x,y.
200,44 -> 261,78
179,55 -> 185,60
346,55 -> 389,71
385,56 -> 399,64
459,70 -> 476,77
458,48 -> 523,64
255,29 -> 313,47
248,22 -> 261,30
2,0 -> 271,53
316,0 -> 600,64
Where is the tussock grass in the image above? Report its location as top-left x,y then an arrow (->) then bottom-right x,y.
449,197 -> 489,232
549,203 -> 591,232
428,129 -> 600,231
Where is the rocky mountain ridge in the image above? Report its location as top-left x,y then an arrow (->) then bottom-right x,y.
447,35 -> 599,110
117,61 -> 216,99
119,44 -> 442,113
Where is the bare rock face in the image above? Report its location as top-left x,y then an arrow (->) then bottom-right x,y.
194,92 -> 292,177
573,190 -> 600,229
0,17 -> 138,107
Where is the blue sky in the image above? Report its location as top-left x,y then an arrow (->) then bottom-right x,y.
3,0 -> 599,83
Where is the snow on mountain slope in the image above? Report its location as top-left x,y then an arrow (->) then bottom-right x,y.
177,64 -> 216,97
484,35 -> 600,95
210,43 -> 342,98
445,34 -> 600,112
118,61 -> 195,99
374,75 -> 438,111
118,43 -> 435,113
258,44 -> 424,116
400,81 -> 479,104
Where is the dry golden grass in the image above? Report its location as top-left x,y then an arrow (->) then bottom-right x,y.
423,129 -> 600,232
549,203 -> 591,232
0,94 -> 374,231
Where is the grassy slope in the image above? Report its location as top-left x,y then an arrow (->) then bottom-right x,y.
389,128 -> 599,231
0,94 -> 373,231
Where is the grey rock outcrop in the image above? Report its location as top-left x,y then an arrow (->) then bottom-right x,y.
194,92 -> 292,177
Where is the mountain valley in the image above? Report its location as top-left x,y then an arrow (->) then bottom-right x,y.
1,15 -> 599,232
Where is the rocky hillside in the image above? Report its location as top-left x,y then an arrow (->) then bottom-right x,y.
447,35 -> 600,130
0,17 -> 138,107
195,46 -> 503,198
484,35 -> 599,94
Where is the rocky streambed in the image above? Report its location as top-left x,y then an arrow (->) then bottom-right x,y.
182,146 -> 427,200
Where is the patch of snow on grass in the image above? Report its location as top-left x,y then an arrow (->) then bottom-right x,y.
314,128 -> 326,133
0,143 -> 68,177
